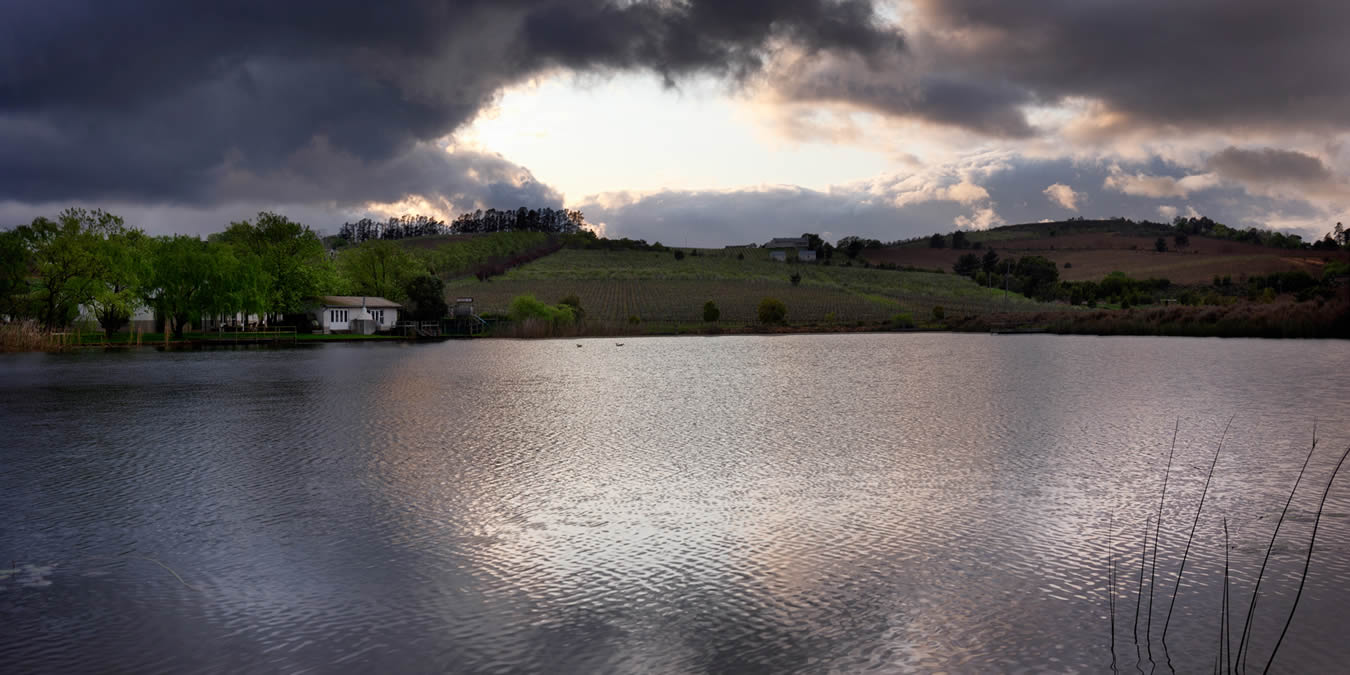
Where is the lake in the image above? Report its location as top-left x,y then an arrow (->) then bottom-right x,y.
3,334 -> 1349,673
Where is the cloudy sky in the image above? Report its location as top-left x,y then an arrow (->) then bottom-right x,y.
2,0 -> 1347,245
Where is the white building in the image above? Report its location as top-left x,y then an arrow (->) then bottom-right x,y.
764,237 -> 815,262
313,296 -> 401,334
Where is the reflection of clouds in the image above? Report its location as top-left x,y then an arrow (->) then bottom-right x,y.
5,337 -> 1350,671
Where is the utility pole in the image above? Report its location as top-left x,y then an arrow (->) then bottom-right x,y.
1004,260 -> 1010,305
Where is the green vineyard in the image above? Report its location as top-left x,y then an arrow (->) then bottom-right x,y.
445,248 -> 1052,323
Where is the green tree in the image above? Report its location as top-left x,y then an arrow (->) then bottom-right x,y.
214,212 -> 339,315
928,233 -> 947,249
951,230 -> 969,249
758,297 -> 787,324
88,228 -> 151,339
980,249 -> 1000,284
1173,231 -> 1190,249
12,208 -> 126,328
143,236 -> 243,338
404,275 -> 449,322
1154,236 -> 1168,253
673,249 -> 685,261
1013,256 -> 1061,300
702,300 -> 720,322
0,228 -> 31,319
336,240 -> 424,301
953,252 -> 981,277
789,271 -> 802,286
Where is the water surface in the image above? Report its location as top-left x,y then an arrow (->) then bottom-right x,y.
3,334 -> 1349,673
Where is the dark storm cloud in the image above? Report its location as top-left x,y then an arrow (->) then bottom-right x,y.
915,0 -> 1350,133
0,0 -> 899,207
773,58 -> 1037,137
1206,147 -> 1335,185
769,0 -> 1350,137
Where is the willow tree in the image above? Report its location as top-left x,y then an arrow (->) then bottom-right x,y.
213,212 -> 340,317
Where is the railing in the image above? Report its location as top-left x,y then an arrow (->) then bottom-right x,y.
396,321 -> 441,337
205,327 -> 297,343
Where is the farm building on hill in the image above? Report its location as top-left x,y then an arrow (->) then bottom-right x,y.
313,296 -> 401,334
764,237 -> 816,262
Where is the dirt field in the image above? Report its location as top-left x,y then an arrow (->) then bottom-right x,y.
864,233 -> 1348,284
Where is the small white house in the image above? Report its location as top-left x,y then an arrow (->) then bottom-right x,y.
765,237 -> 814,262
313,296 -> 401,334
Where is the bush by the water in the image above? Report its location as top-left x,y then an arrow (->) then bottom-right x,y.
703,300 -> 720,322
758,297 -> 787,324
891,313 -> 915,329
508,294 -> 576,323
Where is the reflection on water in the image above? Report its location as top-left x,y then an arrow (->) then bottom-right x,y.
2,334 -> 1349,673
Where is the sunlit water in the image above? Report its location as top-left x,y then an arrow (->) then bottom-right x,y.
2,334 -> 1349,674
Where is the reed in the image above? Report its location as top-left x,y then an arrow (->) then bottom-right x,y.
1108,513 -> 1117,673
1134,516 -> 1150,669
1262,443 -> 1350,673
1146,420 -> 1180,665
1234,424 -> 1318,672
1108,422 -> 1350,674
1163,417 -> 1232,652
0,320 -> 67,352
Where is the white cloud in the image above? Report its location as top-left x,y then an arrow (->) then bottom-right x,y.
954,206 -> 1005,230
1042,183 -> 1081,210
1103,169 -> 1220,198
941,179 -> 991,204
1157,205 -> 1178,220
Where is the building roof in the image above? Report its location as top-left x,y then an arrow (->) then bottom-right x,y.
765,237 -> 810,249
317,295 -> 402,308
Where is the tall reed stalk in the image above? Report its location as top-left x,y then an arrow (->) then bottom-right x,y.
1262,443 -> 1350,673
1147,419 -> 1180,665
1234,424 -> 1318,672
1163,417 -> 1233,653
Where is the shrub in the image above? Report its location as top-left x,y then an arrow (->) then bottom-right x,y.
508,294 -> 575,323
931,305 -> 945,320
736,252 -> 744,261
558,293 -> 584,319
891,312 -> 915,329
789,272 -> 802,286
627,314 -> 641,325
702,300 -> 720,322
824,312 -> 836,324
673,249 -> 685,261
758,297 -> 787,324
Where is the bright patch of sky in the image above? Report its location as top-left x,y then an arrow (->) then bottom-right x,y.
460,73 -> 897,203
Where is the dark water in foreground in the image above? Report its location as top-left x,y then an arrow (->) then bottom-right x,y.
2,334 -> 1349,674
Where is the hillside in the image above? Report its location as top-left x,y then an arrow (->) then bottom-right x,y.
869,222 -> 1348,284
444,247 -> 1053,325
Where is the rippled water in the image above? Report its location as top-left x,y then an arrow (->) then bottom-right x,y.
3,334 -> 1350,673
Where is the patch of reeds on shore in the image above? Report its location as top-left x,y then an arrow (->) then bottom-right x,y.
1105,421 -> 1350,674
0,320 -> 69,352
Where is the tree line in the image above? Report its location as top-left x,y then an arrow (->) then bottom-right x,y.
336,207 -> 587,244
2,209 -> 528,339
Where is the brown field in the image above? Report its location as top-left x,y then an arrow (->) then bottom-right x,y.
864,233 -> 1349,284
